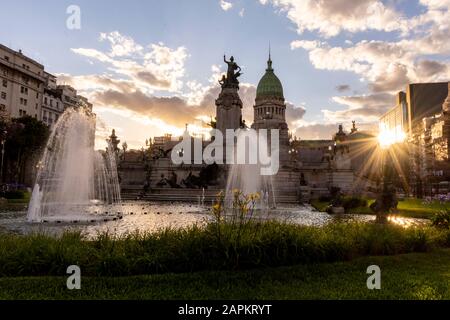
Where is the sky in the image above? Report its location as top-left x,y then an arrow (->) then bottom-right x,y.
0,0 -> 449,149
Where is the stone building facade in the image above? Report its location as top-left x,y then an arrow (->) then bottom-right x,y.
0,44 -> 46,119
0,44 -> 92,127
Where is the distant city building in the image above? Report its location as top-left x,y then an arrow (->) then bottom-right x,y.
412,83 -> 450,196
379,81 -> 450,197
56,85 -> 92,111
379,82 -> 449,140
42,73 -> 64,127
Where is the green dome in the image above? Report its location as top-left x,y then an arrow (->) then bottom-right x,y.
256,58 -> 284,100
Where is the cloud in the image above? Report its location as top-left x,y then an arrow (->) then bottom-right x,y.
239,8 -> 245,17
271,0 -> 448,134
369,63 -> 410,93
290,40 -> 326,50
293,123 -> 338,140
220,0 -> 233,11
99,31 -> 143,57
260,0 -> 408,37
324,93 -> 395,123
72,32 -> 188,92
91,83 -> 303,132
56,74 -> 136,93
416,59 -> 448,78
292,121 -> 377,140
62,68 -> 306,143
93,89 -> 211,127
336,84 -> 351,93
290,10 -> 450,126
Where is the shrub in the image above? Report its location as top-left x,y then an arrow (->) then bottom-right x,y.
342,197 -> 368,211
318,195 -> 332,202
431,210 -> 450,229
0,221 -> 448,277
2,190 -> 28,199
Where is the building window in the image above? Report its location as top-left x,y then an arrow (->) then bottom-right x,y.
36,92 -> 39,99
44,97 -> 48,105
20,98 -> 28,106
0,104 -> 5,111
4,56 -> 9,61
2,80 -> 6,88
20,86 -> 28,95
1,92 -> 6,100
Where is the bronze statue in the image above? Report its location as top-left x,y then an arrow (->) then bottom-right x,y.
218,75 -> 226,88
223,55 -> 242,86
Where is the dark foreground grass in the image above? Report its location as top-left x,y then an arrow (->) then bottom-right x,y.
0,221 -> 449,277
1,249 -> 450,299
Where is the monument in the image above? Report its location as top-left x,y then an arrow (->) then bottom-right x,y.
215,55 -> 244,135
117,53 -> 364,203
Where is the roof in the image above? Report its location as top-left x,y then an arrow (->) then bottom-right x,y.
256,56 -> 284,100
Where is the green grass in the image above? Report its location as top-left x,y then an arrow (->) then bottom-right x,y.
310,200 -> 330,212
312,197 -> 450,219
395,199 -> 450,219
1,249 -> 450,299
0,221 -> 449,277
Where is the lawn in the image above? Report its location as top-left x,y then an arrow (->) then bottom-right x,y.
1,249 -> 449,299
395,198 -> 450,219
312,197 -> 450,219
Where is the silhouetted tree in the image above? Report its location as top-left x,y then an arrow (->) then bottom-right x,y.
2,116 -> 49,185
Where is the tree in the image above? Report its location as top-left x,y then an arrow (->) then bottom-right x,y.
3,116 -> 50,185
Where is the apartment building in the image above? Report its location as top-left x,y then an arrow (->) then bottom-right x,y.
0,44 -> 93,127
0,44 -> 46,119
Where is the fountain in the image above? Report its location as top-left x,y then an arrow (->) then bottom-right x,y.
27,107 -> 122,223
225,129 -> 276,209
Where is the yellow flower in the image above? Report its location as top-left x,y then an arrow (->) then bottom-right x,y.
247,193 -> 261,201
